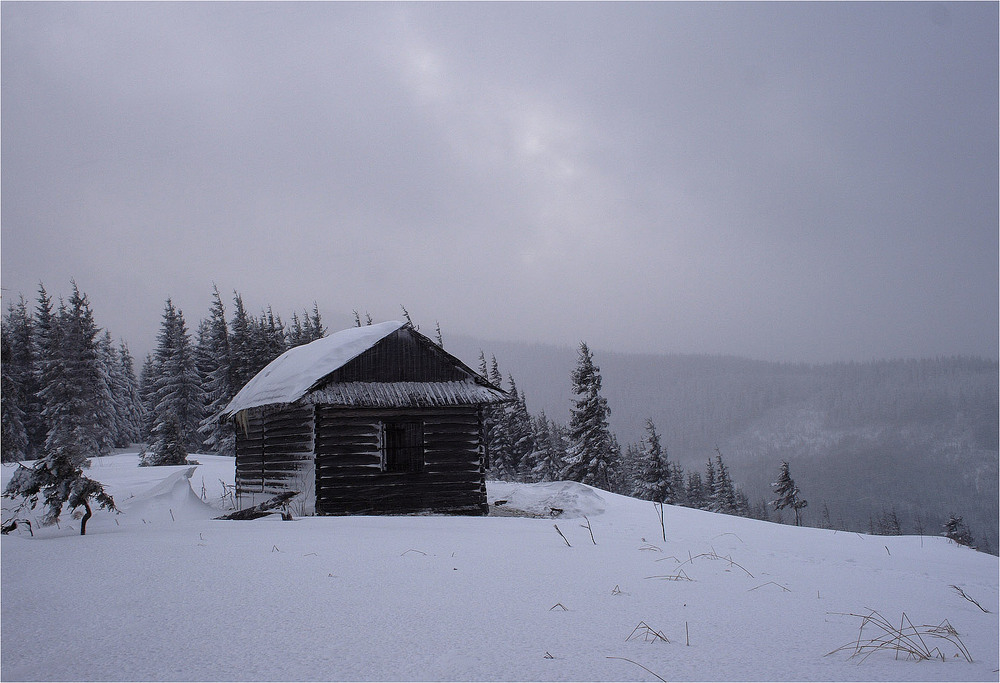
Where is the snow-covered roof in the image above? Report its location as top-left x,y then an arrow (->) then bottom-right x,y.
222,320 -> 406,416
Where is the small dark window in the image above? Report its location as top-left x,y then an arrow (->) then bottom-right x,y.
382,421 -> 424,473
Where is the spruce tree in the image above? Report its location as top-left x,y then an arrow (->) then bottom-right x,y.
562,342 -> 617,491
712,450 -> 739,514
486,359 -> 517,480
143,299 -> 203,465
116,341 -> 146,446
530,412 -> 566,482
95,331 -> 121,451
942,514 -> 974,547
634,419 -> 670,502
287,304 -> 325,348
228,292 -> 256,391
29,284 -> 56,454
1,321 -> 29,462
667,462 -> 686,505
138,353 -> 157,438
257,307 -> 287,366
197,286 -> 236,455
478,351 -> 500,472
307,302 -> 326,342
685,471 -> 704,509
1,296 -> 34,461
771,460 -> 808,526
3,283 -> 117,534
612,442 -> 642,497
703,458 -> 717,511
288,312 -> 306,348
506,376 -> 535,480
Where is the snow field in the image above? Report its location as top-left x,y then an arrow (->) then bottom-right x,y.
2,454 -> 997,681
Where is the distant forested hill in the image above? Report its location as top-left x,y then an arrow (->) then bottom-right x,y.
449,335 -> 998,552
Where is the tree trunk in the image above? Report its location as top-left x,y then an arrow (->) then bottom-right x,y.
80,500 -> 92,536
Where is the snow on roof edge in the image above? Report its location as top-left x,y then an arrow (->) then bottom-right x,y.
222,320 -> 405,417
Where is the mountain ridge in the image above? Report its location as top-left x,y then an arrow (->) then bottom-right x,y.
447,334 -> 999,552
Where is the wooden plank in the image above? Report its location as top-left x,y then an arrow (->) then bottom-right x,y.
316,477 -> 484,496
314,445 -> 380,459
421,462 -> 483,475
316,463 -> 383,481
315,454 -> 380,468
317,494 -> 486,515
422,442 -> 478,452
317,490 -> 485,509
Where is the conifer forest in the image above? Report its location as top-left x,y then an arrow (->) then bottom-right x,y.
2,281 -> 997,552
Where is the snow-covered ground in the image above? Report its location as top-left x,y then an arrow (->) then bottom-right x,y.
2,454 -> 997,682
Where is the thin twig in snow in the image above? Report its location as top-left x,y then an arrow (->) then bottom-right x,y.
950,585 -> 991,613
606,657 -> 666,682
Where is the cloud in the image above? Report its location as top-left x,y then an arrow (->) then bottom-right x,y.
2,2 -> 996,363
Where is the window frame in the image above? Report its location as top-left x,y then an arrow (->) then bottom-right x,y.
380,420 -> 424,474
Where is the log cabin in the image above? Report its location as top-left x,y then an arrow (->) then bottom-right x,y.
221,321 -> 507,516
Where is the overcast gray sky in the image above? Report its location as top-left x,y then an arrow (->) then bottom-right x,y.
2,2 -> 997,363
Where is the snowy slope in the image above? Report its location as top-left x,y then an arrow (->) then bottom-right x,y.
2,455 -> 997,682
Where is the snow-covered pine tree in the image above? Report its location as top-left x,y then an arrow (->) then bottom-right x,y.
288,305 -> 325,347
3,283 -> 117,534
255,307 -> 287,371
667,461 -> 686,505
486,358 -> 517,480
95,331 -> 124,450
1,317 -> 29,462
942,514 -> 974,547
634,418 -> 670,502
611,442 -> 642,496
138,353 -> 157,438
29,284 -> 56,454
116,341 -> 146,446
562,342 -> 617,491
529,412 -> 567,482
476,351 -> 505,474
228,292 -> 256,391
489,355 -> 503,392
685,471 -> 704,509
147,416 -> 187,468
1,296 -> 36,462
197,286 -> 236,455
16,291 -> 46,456
288,312 -> 306,348
771,460 -> 808,526
490,391 -> 517,480
712,450 -> 739,514
306,303 -> 326,342
703,457 -> 717,511
876,506 -> 902,535
506,376 -> 535,481
143,299 -> 203,465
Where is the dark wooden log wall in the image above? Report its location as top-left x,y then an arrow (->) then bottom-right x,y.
235,404 -> 314,500
314,406 -> 487,515
235,410 -> 264,494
